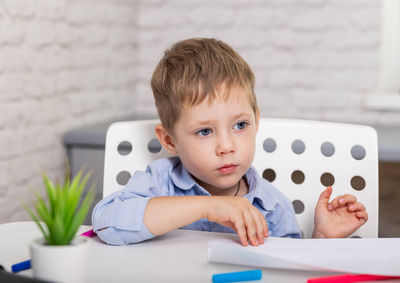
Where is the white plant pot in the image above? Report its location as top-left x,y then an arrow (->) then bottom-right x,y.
30,237 -> 89,283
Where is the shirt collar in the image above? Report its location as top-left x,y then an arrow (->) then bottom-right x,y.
247,167 -> 276,211
170,160 -> 203,191
243,166 -> 259,200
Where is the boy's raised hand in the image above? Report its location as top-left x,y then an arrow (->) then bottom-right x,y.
206,197 -> 269,246
312,186 -> 368,238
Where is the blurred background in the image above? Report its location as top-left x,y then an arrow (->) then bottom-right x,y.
0,0 -> 399,235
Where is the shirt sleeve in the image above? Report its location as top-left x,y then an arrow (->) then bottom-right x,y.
92,167 -> 168,245
266,196 -> 302,239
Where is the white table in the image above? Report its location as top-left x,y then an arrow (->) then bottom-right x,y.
0,222 -> 348,283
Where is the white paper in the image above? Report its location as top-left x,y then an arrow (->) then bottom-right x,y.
208,237 -> 400,276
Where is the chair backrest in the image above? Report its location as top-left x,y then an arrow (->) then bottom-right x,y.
103,118 -> 378,238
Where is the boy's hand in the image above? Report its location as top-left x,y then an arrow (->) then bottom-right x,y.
206,197 -> 269,246
312,186 -> 368,238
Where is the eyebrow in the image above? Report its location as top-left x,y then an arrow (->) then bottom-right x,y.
186,112 -> 253,129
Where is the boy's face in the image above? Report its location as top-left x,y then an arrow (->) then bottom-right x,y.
159,85 -> 259,194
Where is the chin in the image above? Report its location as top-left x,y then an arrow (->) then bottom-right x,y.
214,177 -> 242,189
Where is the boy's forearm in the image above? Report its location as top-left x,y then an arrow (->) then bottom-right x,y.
143,196 -> 210,236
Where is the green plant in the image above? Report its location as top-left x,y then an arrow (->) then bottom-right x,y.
24,165 -> 95,245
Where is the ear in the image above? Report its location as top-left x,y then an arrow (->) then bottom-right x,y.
155,124 -> 177,155
255,108 -> 260,133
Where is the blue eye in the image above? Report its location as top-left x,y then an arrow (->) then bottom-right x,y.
197,128 -> 212,136
234,121 -> 248,130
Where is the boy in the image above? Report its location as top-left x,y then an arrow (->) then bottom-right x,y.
92,38 -> 368,246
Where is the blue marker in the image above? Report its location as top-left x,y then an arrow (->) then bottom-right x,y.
212,269 -> 262,283
11,260 -> 31,273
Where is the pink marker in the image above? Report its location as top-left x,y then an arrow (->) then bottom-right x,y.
80,229 -> 97,238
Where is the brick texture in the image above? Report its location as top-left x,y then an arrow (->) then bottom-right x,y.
132,0 -> 394,128
0,0 -> 398,223
0,0 -> 139,222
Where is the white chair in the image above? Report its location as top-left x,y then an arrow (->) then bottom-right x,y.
103,118 -> 379,238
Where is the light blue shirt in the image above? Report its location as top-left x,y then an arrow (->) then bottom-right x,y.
92,157 -> 302,245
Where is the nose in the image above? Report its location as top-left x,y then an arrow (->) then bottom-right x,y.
216,131 -> 235,156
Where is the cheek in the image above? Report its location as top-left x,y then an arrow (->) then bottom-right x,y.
179,152 -> 210,181
240,134 -> 256,162
178,139 -> 211,156
177,142 -> 211,167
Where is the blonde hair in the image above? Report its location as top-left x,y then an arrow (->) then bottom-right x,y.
151,38 -> 257,134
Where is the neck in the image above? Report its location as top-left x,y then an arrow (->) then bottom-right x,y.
194,177 -> 246,197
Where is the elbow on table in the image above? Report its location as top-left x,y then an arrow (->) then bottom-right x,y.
91,222 -> 120,245
94,226 -> 129,246
94,225 -> 155,246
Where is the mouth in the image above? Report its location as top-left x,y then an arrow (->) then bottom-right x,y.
217,164 -> 238,174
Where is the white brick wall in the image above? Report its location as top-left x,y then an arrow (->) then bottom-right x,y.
133,0 -> 390,127
1,0 -> 398,223
0,0 -> 140,223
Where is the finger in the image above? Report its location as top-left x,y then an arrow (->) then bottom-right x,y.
262,214 -> 269,238
233,215 -> 249,246
317,186 -> 333,208
243,208 -> 259,246
347,202 -> 366,212
329,194 -> 357,210
249,208 -> 266,244
356,211 -> 368,222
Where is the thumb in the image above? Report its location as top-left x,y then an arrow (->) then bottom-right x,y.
317,186 -> 333,207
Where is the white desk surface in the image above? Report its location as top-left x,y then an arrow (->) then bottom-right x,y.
0,222 -> 353,283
